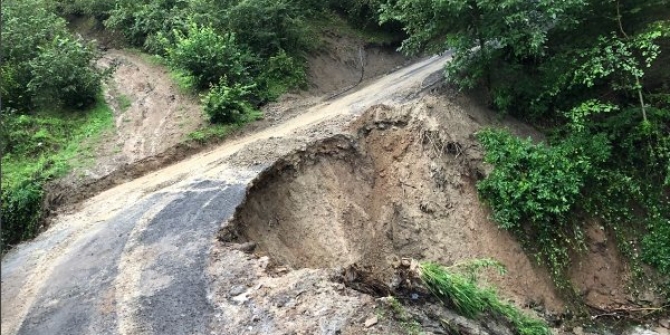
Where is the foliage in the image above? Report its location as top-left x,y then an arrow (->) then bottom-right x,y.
105,0 -> 190,52
28,37 -> 108,109
254,50 -> 307,102
477,130 -> 613,279
420,261 -> 550,335
202,79 -> 258,124
380,0 -> 587,99
581,107 -> 670,278
1,0 -> 106,110
54,0 -> 115,19
381,0 -> 670,115
224,0 -> 313,57
104,0 -> 312,117
1,102 -> 113,250
167,24 -> 254,90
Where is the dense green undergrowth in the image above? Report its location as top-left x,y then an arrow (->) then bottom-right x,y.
1,101 -> 113,250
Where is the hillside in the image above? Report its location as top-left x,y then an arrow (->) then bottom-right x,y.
1,0 -> 669,334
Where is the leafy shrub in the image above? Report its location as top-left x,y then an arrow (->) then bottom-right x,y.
225,0 -> 313,56
477,129 -> 611,278
168,24 -> 254,90
0,63 -> 33,109
255,50 -> 307,102
477,130 -> 609,231
54,0 -> 115,19
1,179 -> 44,250
202,80 -> 257,124
105,0 -> 189,50
1,0 -> 64,109
587,107 -> 670,278
1,0 -> 106,110
642,218 -> 670,275
28,37 -> 107,109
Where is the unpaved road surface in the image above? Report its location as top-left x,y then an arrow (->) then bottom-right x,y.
1,55 -> 450,335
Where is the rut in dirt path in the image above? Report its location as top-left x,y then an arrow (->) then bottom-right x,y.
1,54 -> 451,335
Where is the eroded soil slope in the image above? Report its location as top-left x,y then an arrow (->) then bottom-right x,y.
226,100 -> 563,313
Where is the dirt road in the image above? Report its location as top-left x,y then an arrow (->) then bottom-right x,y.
1,55 -> 450,335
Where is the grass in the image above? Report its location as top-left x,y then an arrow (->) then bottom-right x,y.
1,98 -> 114,250
2,99 -> 114,184
117,94 -> 132,112
187,110 -> 263,144
419,261 -> 551,335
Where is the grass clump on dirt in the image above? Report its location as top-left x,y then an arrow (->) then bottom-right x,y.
419,260 -> 550,335
1,100 -> 113,251
187,110 -> 262,144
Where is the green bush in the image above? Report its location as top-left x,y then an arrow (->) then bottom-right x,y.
477,130 -> 609,231
28,37 -> 107,109
477,129 -> 611,278
1,179 -> 44,250
642,218 -> 670,275
255,50 -> 307,102
225,0 -> 312,56
105,0 -> 189,51
1,0 -> 106,110
54,0 -> 115,19
202,80 -> 257,124
167,24 -> 254,90
1,0 -> 64,109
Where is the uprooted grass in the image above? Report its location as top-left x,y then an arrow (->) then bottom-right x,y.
419,260 -> 550,335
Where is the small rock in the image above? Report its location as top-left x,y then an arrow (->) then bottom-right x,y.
364,316 -> 378,328
232,293 -> 250,304
229,285 -> 246,297
573,326 -> 585,335
660,319 -> 670,329
233,242 -> 257,253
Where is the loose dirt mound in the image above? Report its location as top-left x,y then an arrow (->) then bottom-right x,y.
224,101 -> 565,313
